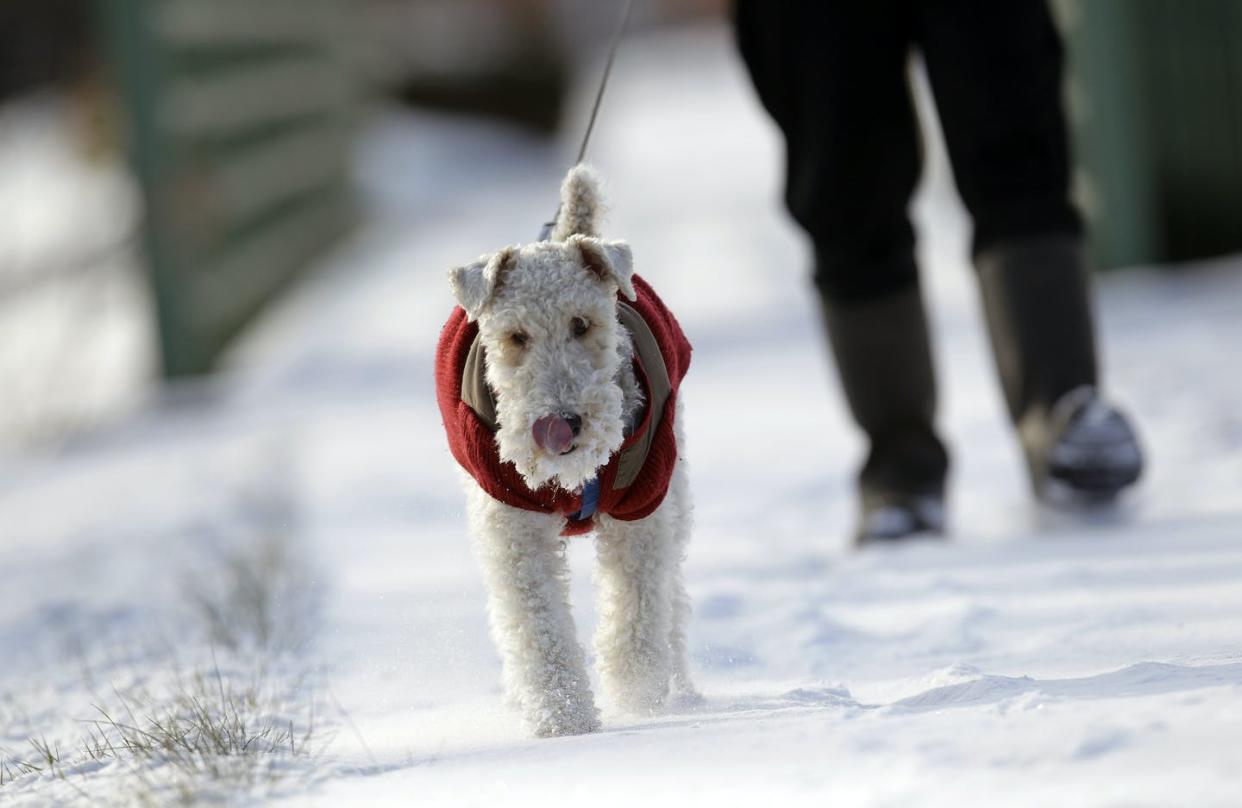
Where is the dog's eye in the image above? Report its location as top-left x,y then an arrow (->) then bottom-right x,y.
570,317 -> 591,337
510,331 -> 529,348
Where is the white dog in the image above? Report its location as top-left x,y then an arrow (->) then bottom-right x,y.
435,166 -> 695,737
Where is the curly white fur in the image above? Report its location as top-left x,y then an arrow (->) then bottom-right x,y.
446,166 -> 696,737
593,402 -> 697,712
466,480 -> 602,737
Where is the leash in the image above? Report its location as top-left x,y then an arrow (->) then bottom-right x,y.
538,0 -> 633,519
539,0 -> 636,240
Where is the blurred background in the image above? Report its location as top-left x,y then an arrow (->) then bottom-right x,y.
0,0 -> 726,449
2,0 -> 1241,453
2,1 -> 1242,803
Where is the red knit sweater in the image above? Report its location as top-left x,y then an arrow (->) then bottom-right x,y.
435,275 -> 691,535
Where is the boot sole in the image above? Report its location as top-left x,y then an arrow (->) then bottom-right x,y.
1039,466 -> 1141,508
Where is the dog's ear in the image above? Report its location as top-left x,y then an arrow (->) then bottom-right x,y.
448,247 -> 516,321
572,236 -> 636,302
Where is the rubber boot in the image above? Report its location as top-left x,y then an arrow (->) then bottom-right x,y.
976,234 -> 1143,501
819,286 -> 949,545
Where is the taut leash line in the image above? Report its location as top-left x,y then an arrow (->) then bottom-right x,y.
575,0 -> 635,166
540,0 -> 636,240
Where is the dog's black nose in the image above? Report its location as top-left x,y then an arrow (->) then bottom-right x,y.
562,413 -> 582,437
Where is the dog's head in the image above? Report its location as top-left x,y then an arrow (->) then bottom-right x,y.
449,234 -> 635,491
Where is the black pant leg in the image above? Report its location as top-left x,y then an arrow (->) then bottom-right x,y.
917,0 -> 1100,476
915,0 -> 1082,254
734,0 -> 922,303
735,2 -> 950,521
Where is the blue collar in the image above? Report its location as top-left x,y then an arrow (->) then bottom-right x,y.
570,477 -> 602,522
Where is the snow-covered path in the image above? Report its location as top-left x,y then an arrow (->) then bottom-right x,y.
3,24 -> 1242,807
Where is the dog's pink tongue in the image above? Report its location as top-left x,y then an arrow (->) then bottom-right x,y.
532,415 -> 575,455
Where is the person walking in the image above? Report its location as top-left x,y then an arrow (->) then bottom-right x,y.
732,0 -> 1143,543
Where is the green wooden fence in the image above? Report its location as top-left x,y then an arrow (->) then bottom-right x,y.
99,0 -> 356,376
1057,0 -> 1242,269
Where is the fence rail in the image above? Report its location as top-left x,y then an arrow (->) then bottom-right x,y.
99,0 -> 356,377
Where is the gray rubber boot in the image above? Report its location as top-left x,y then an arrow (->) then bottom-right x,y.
976,235 -> 1143,501
820,286 -> 949,544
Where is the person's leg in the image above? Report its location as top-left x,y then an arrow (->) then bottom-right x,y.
735,0 -> 921,301
734,1 -> 949,540
822,287 -> 949,540
915,0 -> 1080,253
916,0 -> 1141,498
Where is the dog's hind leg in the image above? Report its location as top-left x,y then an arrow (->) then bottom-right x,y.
593,506 -> 678,715
467,485 -> 600,737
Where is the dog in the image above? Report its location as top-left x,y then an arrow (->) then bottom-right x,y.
435,166 -> 695,737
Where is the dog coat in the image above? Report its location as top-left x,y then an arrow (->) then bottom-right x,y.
435,274 -> 691,536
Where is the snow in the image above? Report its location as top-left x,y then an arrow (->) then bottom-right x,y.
3,22 -> 1242,807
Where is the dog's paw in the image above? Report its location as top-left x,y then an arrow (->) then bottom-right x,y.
531,701 -> 601,738
601,652 -> 675,716
668,684 -> 705,711
609,674 -> 672,716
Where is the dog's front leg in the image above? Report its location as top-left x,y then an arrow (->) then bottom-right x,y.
664,442 -> 699,705
593,507 -> 677,715
467,486 -> 599,737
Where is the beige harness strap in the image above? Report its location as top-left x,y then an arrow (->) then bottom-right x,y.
461,336 -> 498,430
459,300 -> 671,492
612,302 -> 670,489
